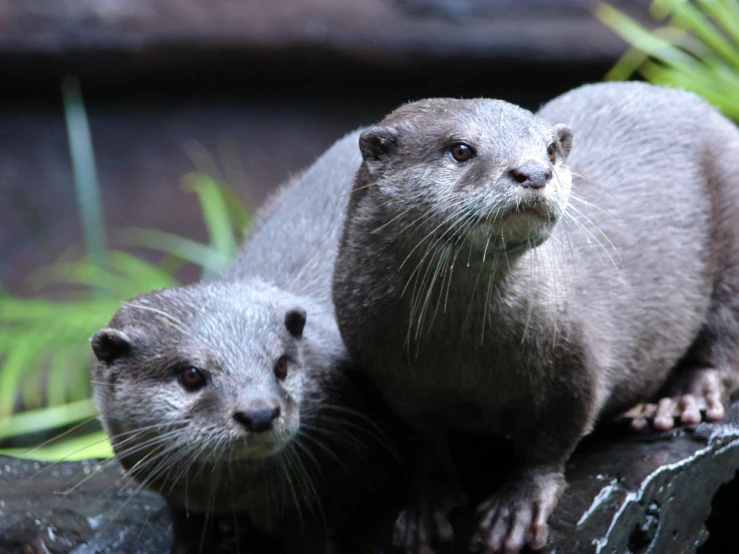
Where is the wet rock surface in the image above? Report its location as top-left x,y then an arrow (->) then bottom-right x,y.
0,458 -> 171,554
3,402 -> 739,554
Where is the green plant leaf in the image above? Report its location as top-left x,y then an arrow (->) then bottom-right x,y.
120,228 -> 231,273
182,173 -> 238,280
0,334 -> 40,418
666,0 -> 739,68
0,430 -> 113,461
217,183 -> 252,236
0,398 -> 99,441
46,349 -> 75,407
20,354 -> 44,410
598,0 -> 739,121
62,77 -> 108,286
597,4 -> 707,75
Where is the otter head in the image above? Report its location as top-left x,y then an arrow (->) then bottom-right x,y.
91,282 -> 311,481
355,98 -> 573,256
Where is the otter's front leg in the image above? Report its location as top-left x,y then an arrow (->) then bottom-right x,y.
393,432 -> 466,554
471,379 -> 596,553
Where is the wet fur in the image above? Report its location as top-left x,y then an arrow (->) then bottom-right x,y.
332,83 -> 739,552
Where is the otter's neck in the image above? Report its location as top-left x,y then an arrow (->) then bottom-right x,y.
387,229 -> 567,346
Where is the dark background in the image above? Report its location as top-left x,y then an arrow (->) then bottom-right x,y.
0,0 -> 652,293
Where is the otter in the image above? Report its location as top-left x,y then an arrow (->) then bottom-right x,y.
91,129 -> 395,553
332,82 -> 739,554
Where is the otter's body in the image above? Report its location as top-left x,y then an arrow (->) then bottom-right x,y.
332,83 -> 739,553
224,129 -> 361,302
92,130 -> 389,553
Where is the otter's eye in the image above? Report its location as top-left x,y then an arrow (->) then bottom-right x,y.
547,143 -> 557,162
449,143 -> 475,162
274,356 -> 289,381
179,367 -> 207,391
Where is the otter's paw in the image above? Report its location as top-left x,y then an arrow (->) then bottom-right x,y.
470,471 -> 564,554
392,504 -> 454,554
631,368 -> 726,432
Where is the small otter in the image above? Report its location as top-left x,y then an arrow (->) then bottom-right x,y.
91,130 -> 394,553
332,82 -> 739,554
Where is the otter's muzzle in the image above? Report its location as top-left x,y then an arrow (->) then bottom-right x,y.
233,405 -> 281,433
509,162 -> 552,189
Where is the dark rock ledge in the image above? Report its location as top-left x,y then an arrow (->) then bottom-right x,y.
2,402 -> 739,554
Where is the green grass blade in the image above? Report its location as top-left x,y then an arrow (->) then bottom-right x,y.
698,0 -> 739,47
46,349 -> 75,407
0,398 -> 99,440
44,261 -> 125,296
107,251 -> 179,289
0,430 -> 113,461
62,77 -> 108,285
642,60 -> 739,119
723,0 -> 739,22
667,0 -> 739,68
182,173 -> 237,280
597,4 -> 718,80
605,45 -> 653,80
43,255 -> 176,300
0,297 -> 119,328
217,183 -> 251,237
604,26 -> 688,80
0,335 -> 40,418
20,354 -> 44,410
120,228 -> 231,273
68,354 -> 92,403
185,142 -> 226,186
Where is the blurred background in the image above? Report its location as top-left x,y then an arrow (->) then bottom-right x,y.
0,0 -> 654,294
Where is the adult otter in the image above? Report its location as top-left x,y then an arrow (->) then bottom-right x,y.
332,82 -> 739,553
91,130 -> 395,553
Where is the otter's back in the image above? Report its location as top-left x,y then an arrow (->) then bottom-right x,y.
538,82 -> 739,406
223,130 -> 363,302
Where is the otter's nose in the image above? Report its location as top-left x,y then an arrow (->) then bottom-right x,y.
233,406 -> 281,433
509,162 -> 552,189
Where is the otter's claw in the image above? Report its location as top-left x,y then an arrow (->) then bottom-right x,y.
392,504 -> 454,554
631,368 -> 726,431
470,471 -> 563,554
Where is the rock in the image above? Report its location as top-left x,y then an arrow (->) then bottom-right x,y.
549,415 -> 739,553
3,402 -> 739,553
0,457 -> 170,554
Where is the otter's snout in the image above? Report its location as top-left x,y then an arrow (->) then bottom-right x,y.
510,162 -> 552,189
233,406 -> 281,433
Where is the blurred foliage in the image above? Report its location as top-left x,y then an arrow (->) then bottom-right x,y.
0,81 -> 250,461
596,0 -> 739,120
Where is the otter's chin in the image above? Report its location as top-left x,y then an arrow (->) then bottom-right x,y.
229,436 -> 292,460
467,206 -> 555,252
227,423 -> 299,460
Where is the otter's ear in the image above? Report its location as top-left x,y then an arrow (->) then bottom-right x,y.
555,124 -> 573,158
284,308 -> 307,338
91,328 -> 133,364
359,126 -> 400,163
